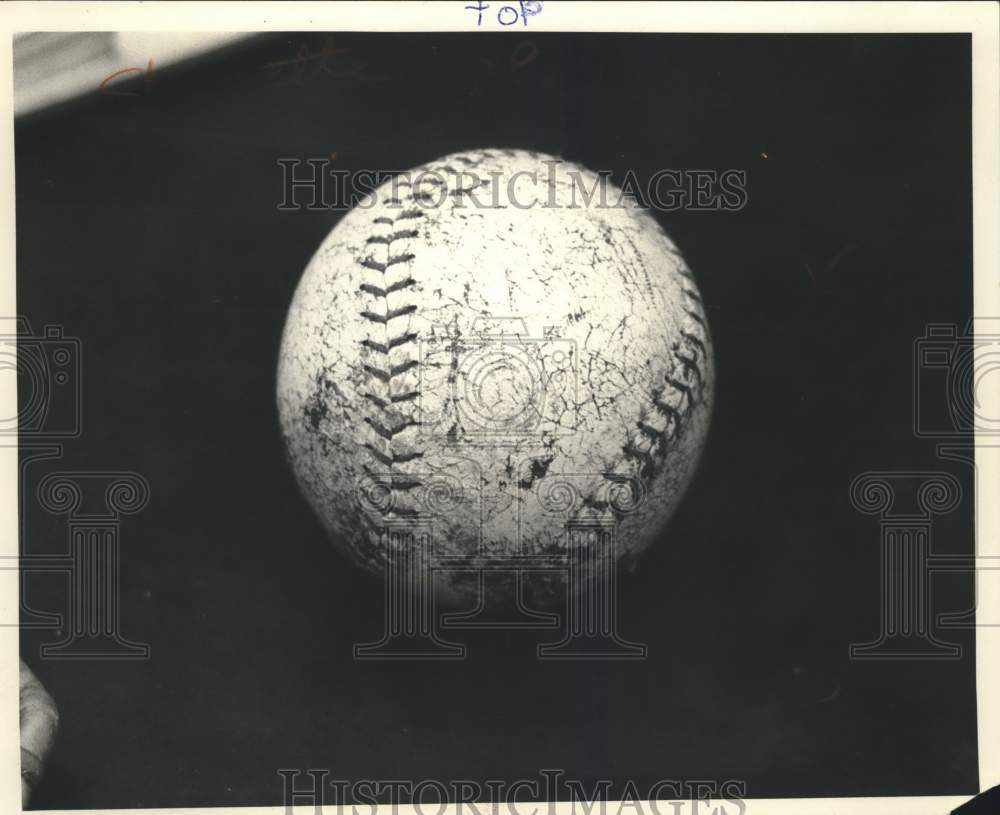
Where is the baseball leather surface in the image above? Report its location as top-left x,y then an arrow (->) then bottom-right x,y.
277,148 -> 713,606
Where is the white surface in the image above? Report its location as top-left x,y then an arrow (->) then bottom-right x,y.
13,31 -> 250,115
277,149 -> 714,605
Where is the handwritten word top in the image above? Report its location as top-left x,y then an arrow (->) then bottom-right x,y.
466,1 -> 543,27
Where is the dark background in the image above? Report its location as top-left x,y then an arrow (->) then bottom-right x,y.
16,33 -> 976,807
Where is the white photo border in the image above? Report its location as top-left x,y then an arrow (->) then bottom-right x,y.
0,3 -> 997,814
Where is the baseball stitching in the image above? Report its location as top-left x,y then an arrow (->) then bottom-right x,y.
351,153 -> 710,521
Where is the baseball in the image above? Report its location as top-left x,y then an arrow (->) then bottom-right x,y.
277,148 -> 713,606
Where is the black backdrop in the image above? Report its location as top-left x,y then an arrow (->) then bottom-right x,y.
16,33 -> 976,808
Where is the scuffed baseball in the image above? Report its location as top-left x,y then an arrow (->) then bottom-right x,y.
277,148 -> 713,606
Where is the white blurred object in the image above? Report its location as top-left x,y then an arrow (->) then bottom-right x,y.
14,32 -> 251,116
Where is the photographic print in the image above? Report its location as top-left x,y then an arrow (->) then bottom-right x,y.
3,3 -> 998,814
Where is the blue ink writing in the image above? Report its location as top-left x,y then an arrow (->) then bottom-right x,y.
466,1 -> 543,28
